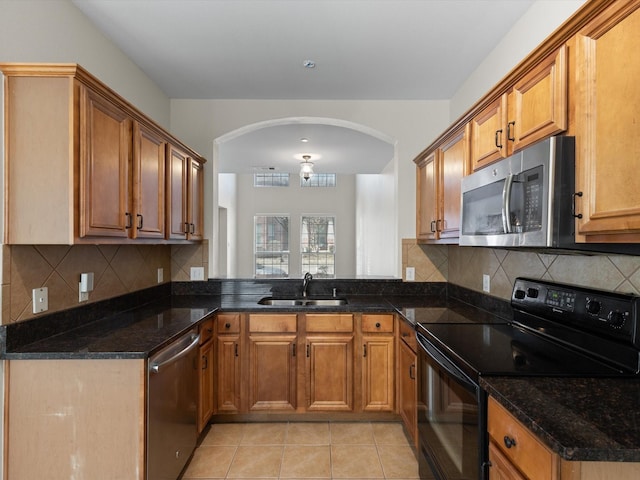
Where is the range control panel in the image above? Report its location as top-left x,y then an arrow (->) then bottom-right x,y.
512,277 -> 638,344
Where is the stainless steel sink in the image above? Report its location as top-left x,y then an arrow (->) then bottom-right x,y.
257,297 -> 348,306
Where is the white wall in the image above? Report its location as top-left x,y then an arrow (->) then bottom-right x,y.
450,0 -> 587,121
0,0 -> 170,127
170,99 -> 451,278
235,174 -> 356,278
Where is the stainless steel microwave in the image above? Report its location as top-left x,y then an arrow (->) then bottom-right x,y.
460,136 -> 576,248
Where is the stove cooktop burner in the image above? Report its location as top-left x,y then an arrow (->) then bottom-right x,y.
416,278 -> 640,380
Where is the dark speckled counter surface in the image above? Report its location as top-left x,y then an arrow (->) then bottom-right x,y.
481,376 -> 640,462
2,295 -> 220,359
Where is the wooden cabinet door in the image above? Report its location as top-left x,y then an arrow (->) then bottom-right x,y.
470,94 -> 507,170
362,334 -> 394,411
398,339 -> 417,448
215,334 -> 241,413
188,158 -> 205,240
132,123 -> 165,239
306,335 -> 354,411
439,126 -> 469,240
574,2 -> 640,240
80,86 -> 132,239
248,334 -> 297,411
488,441 -> 527,480
510,45 -> 567,153
198,339 -> 214,432
167,145 -> 189,240
416,151 -> 439,242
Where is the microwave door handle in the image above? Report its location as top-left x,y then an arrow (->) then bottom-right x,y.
502,173 -> 514,233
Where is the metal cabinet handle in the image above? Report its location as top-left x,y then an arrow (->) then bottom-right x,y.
364,344 -> 367,357
125,212 -> 132,229
375,322 -> 381,328
306,344 -> 310,358
292,344 -> 296,357
495,129 -> 503,149
184,222 -> 190,234
507,121 -> 516,141
190,223 -> 195,234
137,214 -> 143,230
234,343 -> 238,357
503,435 -> 517,449
409,364 -> 415,380
436,219 -> 442,232
202,354 -> 208,370
430,220 -> 436,233
225,323 -> 231,329
572,192 -> 583,219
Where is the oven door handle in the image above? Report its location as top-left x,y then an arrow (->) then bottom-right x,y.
417,331 -> 477,390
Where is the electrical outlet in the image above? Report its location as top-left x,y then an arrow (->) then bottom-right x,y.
157,268 -> 164,283
483,274 -> 491,293
32,287 -> 49,313
405,267 -> 415,281
190,266 -> 205,281
79,282 -> 89,302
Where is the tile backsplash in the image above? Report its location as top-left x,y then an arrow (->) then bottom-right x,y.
403,239 -> 640,300
1,241 -> 208,324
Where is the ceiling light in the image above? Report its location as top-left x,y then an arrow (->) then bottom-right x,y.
303,60 -> 316,69
299,154 -> 314,181
300,137 -> 309,143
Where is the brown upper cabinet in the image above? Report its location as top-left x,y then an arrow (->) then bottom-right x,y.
416,124 -> 469,243
470,45 -> 568,171
167,145 -> 205,241
0,63 -> 206,244
572,1 -> 640,242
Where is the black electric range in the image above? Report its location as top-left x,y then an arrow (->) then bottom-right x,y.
415,278 -> 640,480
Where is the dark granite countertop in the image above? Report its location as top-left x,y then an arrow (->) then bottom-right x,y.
481,376 -> 640,462
2,295 -> 219,360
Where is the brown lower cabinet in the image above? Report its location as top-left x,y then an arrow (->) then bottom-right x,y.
398,318 -> 418,447
210,312 -> 397,416
488,396 -> 640,480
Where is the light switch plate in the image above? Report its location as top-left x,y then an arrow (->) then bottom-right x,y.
32,287 -> 49,313
190,267 -> 205,281
483,274 -> 491,293
157,268 -> 164,283
79,282 -> 89,302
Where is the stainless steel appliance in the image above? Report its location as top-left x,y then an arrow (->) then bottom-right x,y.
460,136 -> 576,248
416,278 -> 640,480
147,328 -> 200,480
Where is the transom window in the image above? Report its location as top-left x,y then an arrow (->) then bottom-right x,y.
254,173 -> 289,187
300,173 -> 337,187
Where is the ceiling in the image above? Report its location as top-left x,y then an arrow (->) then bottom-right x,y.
72,0 -> 537,174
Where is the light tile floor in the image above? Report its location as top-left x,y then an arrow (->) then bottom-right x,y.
182,421 -> 419,479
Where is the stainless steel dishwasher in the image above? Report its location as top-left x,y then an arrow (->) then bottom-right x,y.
147,328 -> 200,480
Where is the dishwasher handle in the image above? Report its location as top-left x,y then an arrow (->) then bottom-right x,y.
150,333 -> 201,374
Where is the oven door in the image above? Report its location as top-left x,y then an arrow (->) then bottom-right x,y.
417,332 -> 488,480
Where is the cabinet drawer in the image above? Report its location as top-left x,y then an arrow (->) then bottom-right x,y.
217,313 -> 241,334
488,397 -> 557,480
362,314 -> 394,333
306,314 -> 354,332
199,317 -> 214,344
398,318 -> 417,351
249,314 -> 297,332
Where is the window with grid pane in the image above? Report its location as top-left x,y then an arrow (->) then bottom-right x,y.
254,173 -> 289,187
301,216 -> 335,278
254,215 -> 289,278
300,173 -> 336,187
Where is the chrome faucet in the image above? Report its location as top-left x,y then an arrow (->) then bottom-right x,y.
302,272 -> 313,297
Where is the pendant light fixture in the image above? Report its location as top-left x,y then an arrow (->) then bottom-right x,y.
299,154 -> 314,181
